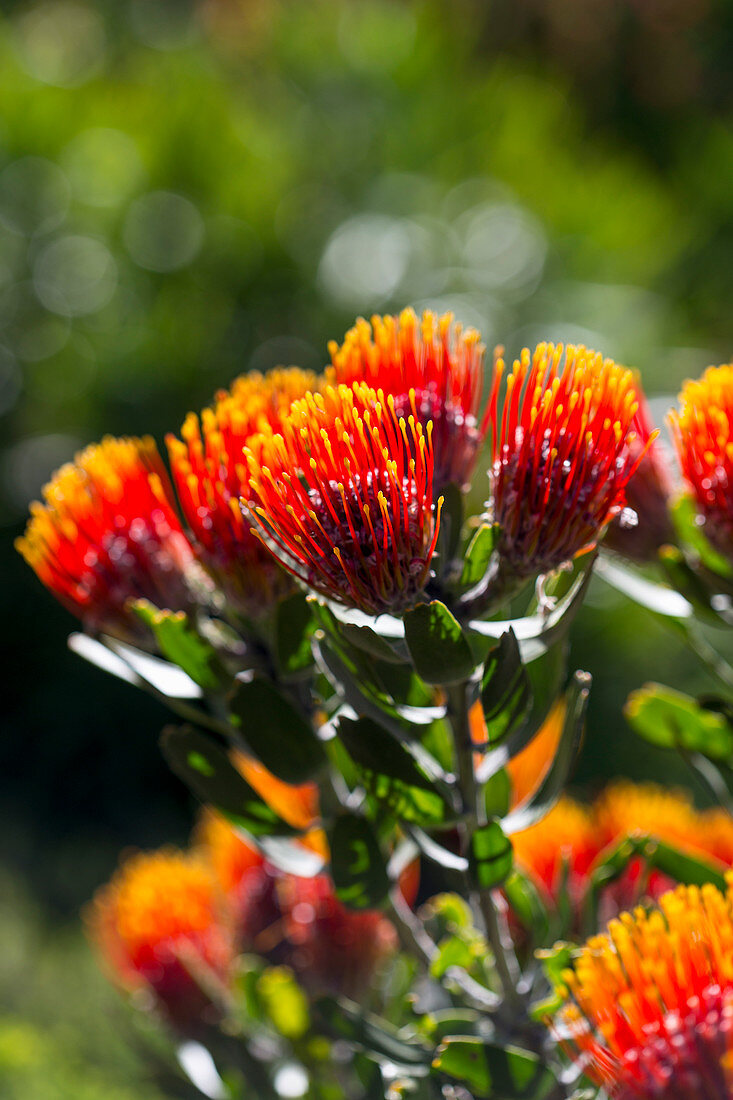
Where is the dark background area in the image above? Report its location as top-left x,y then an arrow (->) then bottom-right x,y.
1,0 -> 733,1093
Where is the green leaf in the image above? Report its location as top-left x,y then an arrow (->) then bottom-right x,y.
532,943 -> 576,1020
337,716 -> 451,826
433,1038 -> 557,1098
470,820 -> 513,889
459,523 -> 499,589
479,629 -> 531,747
430,934 -> 478,979
625,682 -> 733,761
160,725 -> 296,836
229,674 -> 326,784
257,967 -> 310,1039
596,555 -> 693,619
404,601 -> 476,686
483,767 -> 511,818
275,593 -> 315,676
339,621 -> 407,664
504,870 -> 550,946
328,814 -> 390,910
314,997 -> 431,1071
642,837 -> 727,892
132,600 -> 222,690
503,671 -> 591,834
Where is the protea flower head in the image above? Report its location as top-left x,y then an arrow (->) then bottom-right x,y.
329,308 -> 487,491
511,795 -> 599,904
242,381 -> 443,614
511,781 -> 733,919
16,436 -> 195,643
605,384 -> 675,562
166,368 -> 320,618
487,344 -> 648,580
670,363 -> 733,561
87,849 -> 234,1031
555,880 -> 733,1099
198,813 -> 400,999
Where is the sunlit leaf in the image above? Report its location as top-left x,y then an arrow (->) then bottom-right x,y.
625,682 -> 733,761
404,601 -> 476,685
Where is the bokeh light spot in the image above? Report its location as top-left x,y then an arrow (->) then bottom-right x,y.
13,2 -> 106,87
123,191 -> 205,273
34,235 -> 117,317
318,213 -> 412,308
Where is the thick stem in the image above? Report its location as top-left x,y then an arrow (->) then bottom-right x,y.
447,682 -> 523,1011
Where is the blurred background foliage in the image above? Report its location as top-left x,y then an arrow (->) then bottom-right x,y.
3,0 -> 733,1093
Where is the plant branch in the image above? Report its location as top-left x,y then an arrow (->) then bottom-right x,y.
447,682 -> 523,1012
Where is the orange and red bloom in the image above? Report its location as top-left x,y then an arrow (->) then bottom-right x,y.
329,309 -> 487,492
243,382 -> 443,614
16,436 -> 195,643
555,880 -> 733,1099
87,849 -> 235,1030
511,781 -> 733,919
488,344 -> 647,579
167,368 -> 319,617
670,363 -> 733,561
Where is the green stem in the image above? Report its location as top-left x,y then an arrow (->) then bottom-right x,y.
447,682 -> 523,1011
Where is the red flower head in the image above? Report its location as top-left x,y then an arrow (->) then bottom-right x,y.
670,363 -> 733,561
166,368 -> 320,618
199,813 -> 400,999
605,384 -> 675,562
279,873 -> 397,999
87,849 -> 235,1032
243,382 -> 443,614
488,344 -> 648,580
16,436 -> 195,643
554,880 -> 733,1099
329,308 -> 487,492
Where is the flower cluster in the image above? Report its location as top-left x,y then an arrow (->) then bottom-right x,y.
18,312 -> 664,632
88,755 -> 404,1025
512,781 -> 733,915
555,880 -> 733,1099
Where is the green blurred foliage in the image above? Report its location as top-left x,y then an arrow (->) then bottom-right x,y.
3,0 -> 733,1091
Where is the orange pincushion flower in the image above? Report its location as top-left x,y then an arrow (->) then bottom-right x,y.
594,782 -> 733,869
554,880 -> 733,1099
329,309 -> 487,491
16,436 -> 195,643
87,849 -> 234,1030
605,384 -> 674,562
670,364 -> 733,560
488,344 -> 647,579
243,382 -> 443,614
511,796 -> 599,902
167,368 -> 320,617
